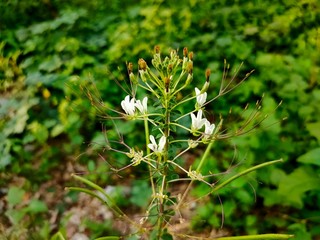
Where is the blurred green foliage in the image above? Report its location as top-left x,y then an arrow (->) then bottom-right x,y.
1,0 -> 319,239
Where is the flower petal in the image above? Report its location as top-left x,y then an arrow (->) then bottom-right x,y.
158,136 -> 166,152
204,120 -> 215,135
121,95 -> 136,115
142,97 -> 148,112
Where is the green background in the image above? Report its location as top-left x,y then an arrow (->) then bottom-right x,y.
1,0 -> 319,239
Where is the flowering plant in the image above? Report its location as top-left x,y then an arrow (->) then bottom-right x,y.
67,46 -> 293,240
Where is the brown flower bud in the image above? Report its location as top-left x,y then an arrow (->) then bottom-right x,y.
127,62 -> 133,74
164,77 -> 170,92
154,45 -> 160,54
188,51 -> 193,61
205,69 -> 211,82
183,47 -> 188,57
187,62 -> 193,74
138,58 -> 147,71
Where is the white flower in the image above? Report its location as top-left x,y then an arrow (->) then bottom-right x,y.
148,135 -> 166,154
195,87 -> 207,108
135,97 -> 148,114
204,120 -> 215,139
191,110 -> 207,132
121,95 -> 136,116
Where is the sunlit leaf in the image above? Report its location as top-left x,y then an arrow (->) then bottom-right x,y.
277,166 -> 320,208
297,148 -> 320,166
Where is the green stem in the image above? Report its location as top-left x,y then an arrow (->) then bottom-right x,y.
95,237 -> 121,240
156,91 -> 171,239
156,173 -> 167,240
196,140 -> 215,171
215,233 -> 294,239
145,117 -> 156,196
171,70 -> 187,93
67,186 -> 139,228
174,233 -> 294,240
169,140 -> 215,226
164,93 -> 171,159
69,175 -> 140,228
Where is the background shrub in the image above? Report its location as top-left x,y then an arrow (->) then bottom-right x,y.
1,0 -> 319,239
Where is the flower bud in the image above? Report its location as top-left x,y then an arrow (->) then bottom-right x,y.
138,59 -> 148,82
127,62 -> 133,74
138,58 -> 147,71
167,64 -> 173,74
188,51 -> 193,61
187,61 -> 193,74
186,73 -> 193,85
127,62 -> 137,84
152,46 -> 161,69
201,69 -> 211,93
129,72 -> 137,84
164,77 -> 170,92
170,49 -> 177,59
139,70 -> 148,82
205,68 -> 211,82
183,47 -> 188,57
154,45 -> 160,54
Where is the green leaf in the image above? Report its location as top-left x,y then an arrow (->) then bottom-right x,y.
88,160 -> 96,172
30,22 -> 51,35
27,199 -> 48,213
7,187 -> 25,207
39,55 -> 62,72
28,121 -> 49,144
306,122 -> 320,143
288,223 -> 312,240
297,148 -> 320,166
51,124 -> 65,137
130,180 -> 152,208
277,166 -> 320,208
270,168 -> 286,185
5,208 -> 27,225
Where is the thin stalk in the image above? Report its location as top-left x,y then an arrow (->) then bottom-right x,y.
67,186 -> 139,229
171,81 -> 188,97
196,140 -> 215,171
173,233 -> 294,240
212,159 -> 283,193
95,237 -> 121,240
170,122 -> 191,133
171,95 -> 196,112
169,140 -> 215,227
147,67 -> 164,88
156,173 -> 167,240
144,117 -> 156,196
164,93 -> 171,157
70,175 -> 141,228
215,233 -> 294,240
171,70 -> 187,92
